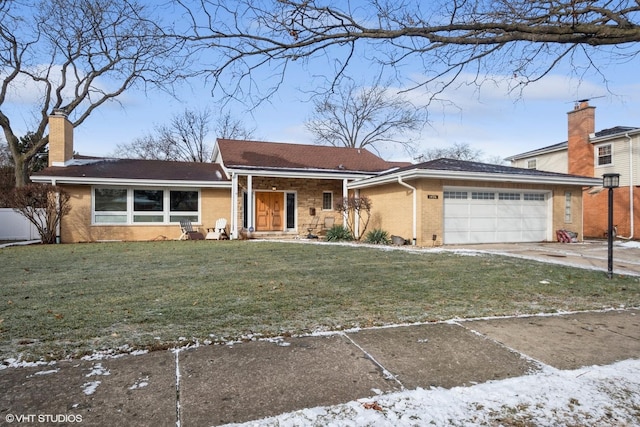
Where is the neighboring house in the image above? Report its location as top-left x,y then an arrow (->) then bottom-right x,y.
506,101 -> 640,239
32,110 -> 600,245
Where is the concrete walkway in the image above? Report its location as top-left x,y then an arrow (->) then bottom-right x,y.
1,239 -> 638,426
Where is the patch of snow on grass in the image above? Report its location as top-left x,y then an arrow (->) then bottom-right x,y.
129,376 -> 150,390
82,381 -> 101,396
86,362 -> 110,377
221,359 -> 640,427
29,368 -> 60,377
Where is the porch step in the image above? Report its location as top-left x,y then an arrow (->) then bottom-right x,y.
247,231 -> 302,240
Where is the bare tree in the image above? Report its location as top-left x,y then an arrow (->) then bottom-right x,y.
417,142 -> 507,165
0,0 -> 184,186
177,1 -> 640,103
215,111 -> 256,140
418,142 -> 484,162
305,79 -> 423,154
114,108 -> 256,161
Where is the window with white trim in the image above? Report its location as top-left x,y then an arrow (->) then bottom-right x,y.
499,192 -> 521,200
597,144 -> 612,166
93,187 -> 200,225
443,191 -> 467,199
526,159 -> 537,169
322,191 -> 333,210
565,192 -> 572,223
472,192 -> 495,200
94,188 -> 128,224
524,193 -> 545,201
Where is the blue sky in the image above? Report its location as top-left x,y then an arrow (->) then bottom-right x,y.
71,58 -> 639,163
5,1 -> 639,164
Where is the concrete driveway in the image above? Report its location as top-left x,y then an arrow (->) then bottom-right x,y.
443,240 -> 640,277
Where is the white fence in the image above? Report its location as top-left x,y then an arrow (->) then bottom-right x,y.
0,208 -> 40,240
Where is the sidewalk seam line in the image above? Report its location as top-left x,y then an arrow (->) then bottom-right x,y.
341,332 -> 405,390
174,349 -> 182,427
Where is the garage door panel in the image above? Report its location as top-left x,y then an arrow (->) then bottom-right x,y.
470,218 -> 496,230
444,189 -> 548,244
497,203 -> 521,217
445,231 -> 470,244
469,231 -> 496,243
499,219 -> 522,229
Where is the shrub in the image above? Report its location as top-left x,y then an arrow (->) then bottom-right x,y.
325,225 -> 353,242
9,184 -> 71,244
364,228 -> 390,245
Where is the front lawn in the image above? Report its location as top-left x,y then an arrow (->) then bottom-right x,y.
0,240 -> 638,362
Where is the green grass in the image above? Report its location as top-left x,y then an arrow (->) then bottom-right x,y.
0,240 -> 638,361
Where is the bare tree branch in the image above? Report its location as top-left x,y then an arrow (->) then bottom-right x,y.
176,0 -> 640,105
0,0 -> 186,186
305,78 -> 424,155
113,108 -> 256,161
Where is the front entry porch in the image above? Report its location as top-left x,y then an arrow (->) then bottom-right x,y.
229,175 -> 349,239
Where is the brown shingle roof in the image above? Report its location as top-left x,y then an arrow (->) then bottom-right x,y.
33,159 -> 228,182
217,139 -> 403,173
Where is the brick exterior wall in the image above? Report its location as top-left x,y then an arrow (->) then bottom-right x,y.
583,186 -> 640,239
567,101 -> 596,177
48,112 -> 74,166
566,101 -> 639,239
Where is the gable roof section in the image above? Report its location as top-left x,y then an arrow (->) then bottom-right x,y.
216,139 -> 404,175
506,126 -> 640,160
594,126 -> 639,138
504,141 -> 568,161
31,158 -> 230,188
349,158 -> 601,189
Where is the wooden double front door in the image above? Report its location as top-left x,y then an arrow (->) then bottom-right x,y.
255,192 -> 283,231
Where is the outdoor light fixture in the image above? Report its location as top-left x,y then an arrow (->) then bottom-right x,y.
603,173 -> 620,279
603,173 -> 620,189
271,186 -> 277,191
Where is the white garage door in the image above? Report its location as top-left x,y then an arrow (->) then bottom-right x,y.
443,188 -> 549,244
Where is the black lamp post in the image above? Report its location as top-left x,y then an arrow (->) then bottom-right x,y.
603,173 -> 620,279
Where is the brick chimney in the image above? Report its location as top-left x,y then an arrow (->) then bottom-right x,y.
567,100 -> 595,176
48,109 -> 74,167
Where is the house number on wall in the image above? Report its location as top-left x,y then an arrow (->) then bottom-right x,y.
427,195 -> 439,199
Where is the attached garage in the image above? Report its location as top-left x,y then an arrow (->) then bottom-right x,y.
443,187 -> 550,244
349,158 -> 601,247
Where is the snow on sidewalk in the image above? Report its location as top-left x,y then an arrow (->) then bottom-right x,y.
224,359 -> 640,426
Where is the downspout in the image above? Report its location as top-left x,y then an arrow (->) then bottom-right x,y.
342,178 -> 348,228
397,176 -> 417,245
619,133 -> 635,239
230,173 -> 238,239
53,178 -> 61,244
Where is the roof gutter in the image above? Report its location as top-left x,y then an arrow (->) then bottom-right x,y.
30,175 -> 232,188
397,176 -> 417,245
348,169 -> 601,189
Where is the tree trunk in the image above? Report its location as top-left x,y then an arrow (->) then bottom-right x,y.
13,156 -> 29,188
